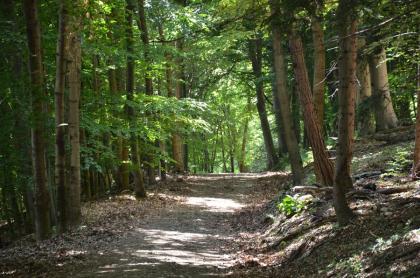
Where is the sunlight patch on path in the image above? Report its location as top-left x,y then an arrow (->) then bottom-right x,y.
184,197 -> 244,212
130,228 -> 232,267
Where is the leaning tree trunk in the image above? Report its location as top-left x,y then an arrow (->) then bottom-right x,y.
289,31 -> 334,186
333,0 -> 357,226
270,7 -> 304,184
125,0 -> 146,198
311,16 -> 327,183
369,47 -> 398,131
23,0 -> 52,241
67,8 -> 82,228
248,37 -> 279,170
54,0 -> 68,233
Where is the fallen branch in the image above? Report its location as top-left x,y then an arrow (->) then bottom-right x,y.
377,187 -> 413,195
292,186 -> 333,195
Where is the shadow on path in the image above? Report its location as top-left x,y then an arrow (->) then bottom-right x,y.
61,173 -> 281,278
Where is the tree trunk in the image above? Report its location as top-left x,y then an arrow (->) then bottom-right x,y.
312,17 -> 326,137
125,0 -> 146,198
23,0 -> 52,240
310,16 -> 327,183
55,0 -> 68,232
172,40 -> 185,173
67,9 -> 82,228
238,117 -> 249,173
137,0 -> 155,185
412,64 -> 420,178
271,82 -> 287,158
356,37 -> 375,136
369,47 -> 398,131
248,37 -> 279,170
333,0 -> 357,226
115,69 -> 130,190
270,8 -> 304,184
289,31 -> 334,186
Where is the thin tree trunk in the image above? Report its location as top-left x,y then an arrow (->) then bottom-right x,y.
270,7 -> 304,184
67,10 -> 82,228
333,0 -> 357,226
115,69 -> 130,190
172,40 -> 185,173
137,0 -> 155,185
55,0 -> 68,232
125,0 -> 146,198
23,0 -> 51,240
412,64 -> 420,178
369,47 -> 398,131
238,117 -> 249,173
289,31 -> 334,186
248,36 -> 279,169
221,129 -> 227,172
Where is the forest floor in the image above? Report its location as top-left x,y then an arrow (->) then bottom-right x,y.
0,140 -> 419,277
0,172 -> 285,277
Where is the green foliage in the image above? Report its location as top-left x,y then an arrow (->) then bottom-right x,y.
276,195 -> 306,217
383,146 -> 412,175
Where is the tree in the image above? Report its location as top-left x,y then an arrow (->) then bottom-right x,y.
55,0 -> 68,232
356,37 -> 375,136
67,2 -> 83,228
270,1 -> 304,184
369,46 -> 399,131
333,0 -> 357,226
137,0 -> 156,185
289,30 -> 334,186
23,0 -> 52,240
311,15 -> 326,137
412,64 -> 420,178
248,36 -> 279,170
125,0 -> 146,198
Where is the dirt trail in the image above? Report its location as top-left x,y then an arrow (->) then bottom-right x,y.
56,174 -> 280,278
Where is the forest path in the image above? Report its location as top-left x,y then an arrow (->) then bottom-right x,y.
62,173 -> 280,278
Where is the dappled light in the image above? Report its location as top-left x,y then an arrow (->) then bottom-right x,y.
0,0 -> 419,277
184,197 -> 244,212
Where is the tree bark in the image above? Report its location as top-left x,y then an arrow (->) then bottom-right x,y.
312,17 -> 326,137
248,36 -> 279,170
23,0 -> 52,240
67,8 -> 82,228
289,31 -> 334,186
356,37 -> 375,136
238,116 -> 249,173
369,47 -> 398,131
125,0 -> 146,198
270,8 -> 304,184
172,40 -> 185,173
333,0 -> 357,226
137,0 -> 155,185
412,64 -> 420,178
55,0 -> 68,232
